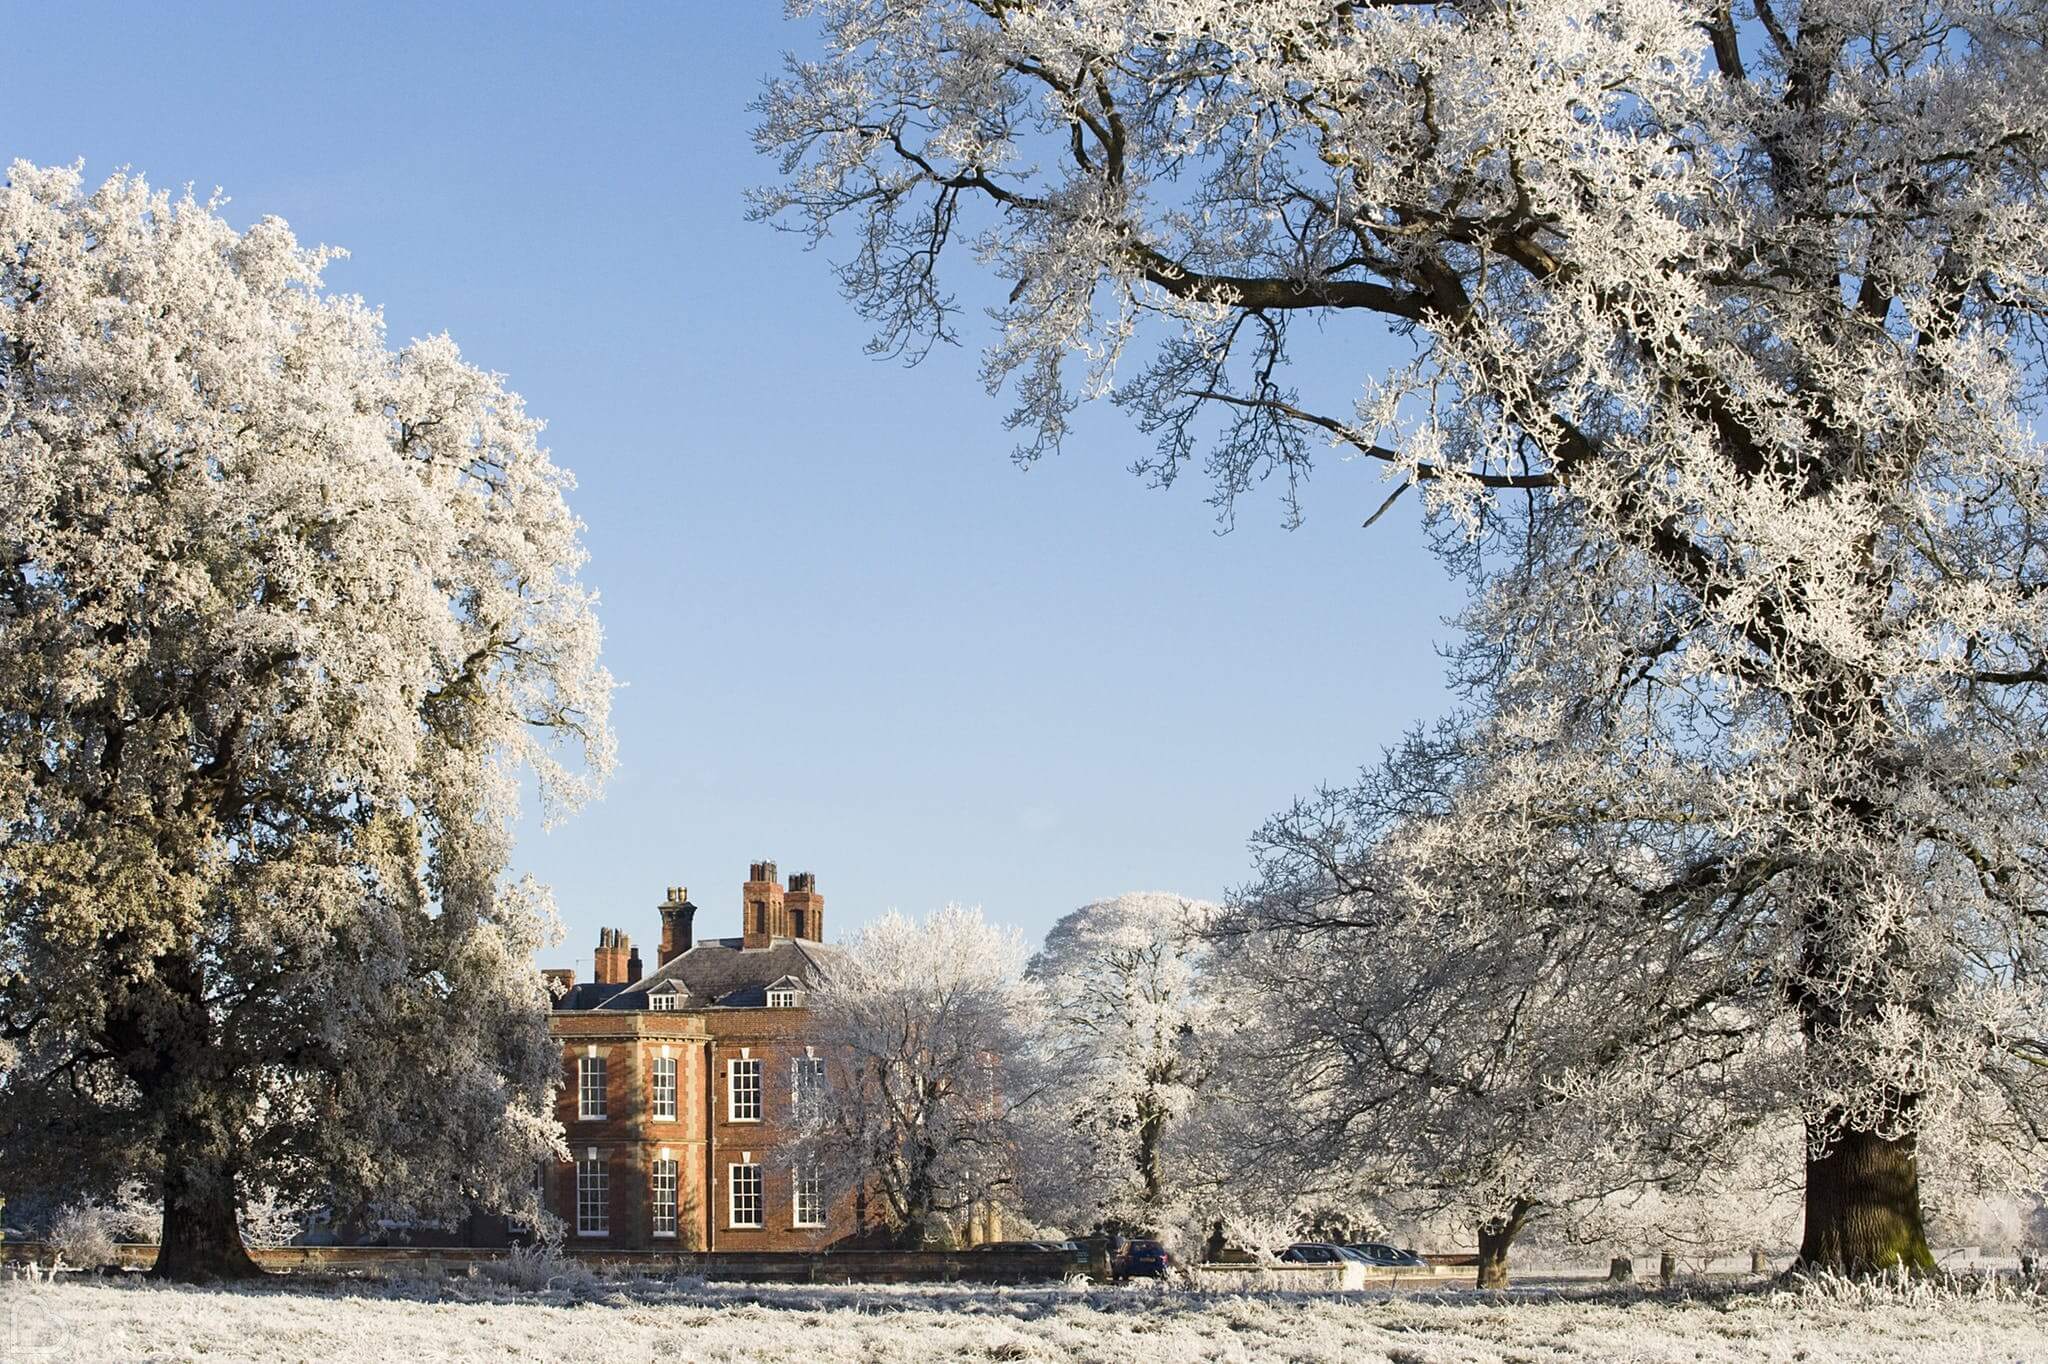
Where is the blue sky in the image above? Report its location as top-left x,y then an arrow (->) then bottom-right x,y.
7,3 -> 1465,958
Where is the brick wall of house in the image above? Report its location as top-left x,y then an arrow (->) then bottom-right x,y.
702,1007 -> 865,1252
549,1010 -> 712,1251
545,1004 -> 866,1252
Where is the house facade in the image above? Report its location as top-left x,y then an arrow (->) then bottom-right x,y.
542,862 -> 862,1251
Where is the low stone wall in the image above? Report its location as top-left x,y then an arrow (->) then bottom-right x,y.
1192,1262 -> 1363,1292
0,1242 -> 1077,1284
1190,1262 -> 1467,1293
2,1242 -> 163,1271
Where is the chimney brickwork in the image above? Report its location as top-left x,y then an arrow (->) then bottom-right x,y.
593,927 -> 634,985
742,861 -> 784,950
659,886 -> 697,964
785,872 -> 824,944
560,864 -> 826,995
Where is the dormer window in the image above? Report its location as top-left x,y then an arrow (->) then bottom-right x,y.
767,987 -> 799,1009
648,988 -> 680,1012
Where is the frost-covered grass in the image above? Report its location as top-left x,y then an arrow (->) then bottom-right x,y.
4,1270 -> 2043,1363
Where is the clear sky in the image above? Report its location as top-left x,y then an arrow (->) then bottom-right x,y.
5,3 -> 1466,959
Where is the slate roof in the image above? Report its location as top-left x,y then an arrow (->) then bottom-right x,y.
556,936 -> 838,1013
554,980 -> 624,1011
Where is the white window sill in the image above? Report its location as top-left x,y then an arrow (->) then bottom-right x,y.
577,1231 -> 610,1239
653,1231 -> 676,1240
792,1223 -> 825,1231
727,1117 -> 762,1124
729,1223 -> 764,1231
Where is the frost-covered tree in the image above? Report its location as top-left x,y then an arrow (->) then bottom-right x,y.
1214,734 -> 1772,1286
1568,1125 -> 1806,1273
755,0 -> 2048,1272
0,164 -> 613,1279
1022,891 -> 1216,1236
798,904 -> 1042,1246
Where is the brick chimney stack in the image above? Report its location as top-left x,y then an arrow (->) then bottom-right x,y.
785,872 -> 824,943
658,886 -> 697,965
742,861 -> 784,950
594,927 -> 634,985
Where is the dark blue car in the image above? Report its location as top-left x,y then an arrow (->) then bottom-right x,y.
1116,1237 -> 1172,1278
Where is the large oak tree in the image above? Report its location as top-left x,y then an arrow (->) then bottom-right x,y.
755,0 -> 2048,1270
0,164 -> 613,1279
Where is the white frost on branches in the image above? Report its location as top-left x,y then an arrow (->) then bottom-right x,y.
757,0 -> 2048,1265
1021,891 -> 1217,1238
0,163 -> 614,1253
798,905 -> 1043,1246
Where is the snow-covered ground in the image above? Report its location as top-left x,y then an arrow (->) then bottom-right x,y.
3,1271 -> 2042,1363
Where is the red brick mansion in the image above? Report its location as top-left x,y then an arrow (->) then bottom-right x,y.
541,862 -> 858,1251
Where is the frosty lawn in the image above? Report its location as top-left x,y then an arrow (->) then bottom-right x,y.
6,1274 -> 2043,1364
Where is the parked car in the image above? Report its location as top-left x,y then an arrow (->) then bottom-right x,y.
974,1237 -> 1089,1261
1114,1237 -> 1173,1278
1348,1242 -> 1430,1268
1278,1242 -> 1350,1265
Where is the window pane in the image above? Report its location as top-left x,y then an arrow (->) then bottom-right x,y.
729,1163 -> 762,1227
577,1156 -> 609,1236
729,1058 -> 762,1121
579,1057 -> 607,1121
653,1056 -> 677,1121
652,1158 -> 678,1237
794,1166 -> 824,1228
792,1056 -> 826,1111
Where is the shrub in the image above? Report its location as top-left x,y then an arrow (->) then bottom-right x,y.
46,1201 -> 124,1269
477,1243 -> 597,1294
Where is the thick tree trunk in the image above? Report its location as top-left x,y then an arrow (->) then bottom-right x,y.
1135,1100 -> 1166,1234
152,1144 -> 260,1282
1475,1201 -> 1533,1289
1796,1123 -> 1934,1275
897,1139 -> 940,1248
1792,859 -> 1936,1277
1475,1226 -> 1514,1289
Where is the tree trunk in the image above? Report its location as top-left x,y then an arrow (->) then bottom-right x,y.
1475,1201 -> 1533,1289
1796,1122 -> 1935,1275
1135,1100 -> 1166,1235
152,1144 -> 260,1282
897,1138 -> 939,1248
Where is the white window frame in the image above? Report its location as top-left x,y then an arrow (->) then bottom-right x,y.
576,1153 -> 609,1237
651,1156 -> 679,1238
767,987 -> 798,1008
728,1162 -> 763,1228
649,991 -> 679,1011
792,1055 -> 825,1106
652,1055 -> 678,1122
793,1166 -> 825,1229
578,1054 -> 607,1121
728,1056 -> 762,1122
